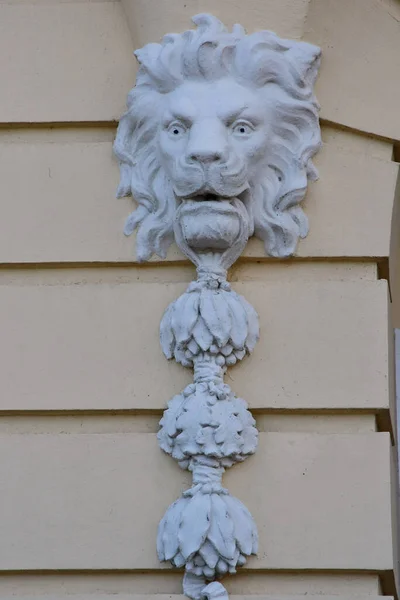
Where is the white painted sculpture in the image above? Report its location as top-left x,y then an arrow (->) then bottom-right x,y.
114,14 -> 321,600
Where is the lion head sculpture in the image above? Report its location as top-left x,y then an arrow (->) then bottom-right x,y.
114,14 -> 321,262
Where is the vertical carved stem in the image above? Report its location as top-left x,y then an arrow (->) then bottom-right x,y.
157,266 -> 259,599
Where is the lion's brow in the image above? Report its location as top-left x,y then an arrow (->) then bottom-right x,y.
166,105 -> 252,126
218,106 -> 248,124
168,108 -> 196,125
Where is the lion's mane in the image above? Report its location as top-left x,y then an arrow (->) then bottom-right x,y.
114,14 -> 321,261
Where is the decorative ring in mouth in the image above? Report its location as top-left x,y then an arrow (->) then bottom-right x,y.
180,199 -> 238,215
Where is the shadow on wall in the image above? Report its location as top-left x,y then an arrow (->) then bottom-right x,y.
389,146 -> 400,431
389,147 -> 400,590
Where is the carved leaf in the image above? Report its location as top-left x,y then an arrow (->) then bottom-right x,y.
231,397 -> 258,456
200,289 -> 231,347
173,293 -> 200,344
171,445 -> 189,462
195,425 -> 223,458
179,493 -> 211,559
192,317 -> 213,351
157,433 -> 172,456
208,494 -> 236,560
211,401 -> 243,455
170,294 -> 190,343
239,294 -> 259,351
222,494 -> 256,556
173,552 -> 186,567
159,393 -> 187,439
239,422 -> 258,456
199,539 -> 220,569
161,498 -> 185,561
224,292 -> 248,350
174,346 -> 191,367
211,292 -> 232,347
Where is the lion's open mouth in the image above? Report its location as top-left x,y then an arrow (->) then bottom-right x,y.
186,193 -> 224,202
181,189 -> 248,203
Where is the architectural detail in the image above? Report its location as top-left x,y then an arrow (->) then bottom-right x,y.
114,14 -> 321,600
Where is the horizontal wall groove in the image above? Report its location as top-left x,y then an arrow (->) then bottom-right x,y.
0,262 -> 380,287
0,257 -> 387,266
0,257 -> 386,269
0,571 -> 384,598
320,118 -> 399,147
0,117 -> 397,145
0,411 -> 379,435
0,121 -> 118,130
0,568 -> 384,575
0,407 -> 383,416
0,568 -> 388,593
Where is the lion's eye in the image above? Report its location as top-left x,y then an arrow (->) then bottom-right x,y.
232,121 -> 254,136
167,122 -> 186,138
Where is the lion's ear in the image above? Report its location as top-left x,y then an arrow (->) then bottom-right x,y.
286,41 -> 321,87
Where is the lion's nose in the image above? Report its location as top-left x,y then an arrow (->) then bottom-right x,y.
188,149 -> 224,163
187,120 -> 229,164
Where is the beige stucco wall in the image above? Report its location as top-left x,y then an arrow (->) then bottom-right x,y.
0,0 -> 399,599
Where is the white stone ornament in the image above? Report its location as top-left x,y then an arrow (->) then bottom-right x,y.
114,14 -> 321,600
